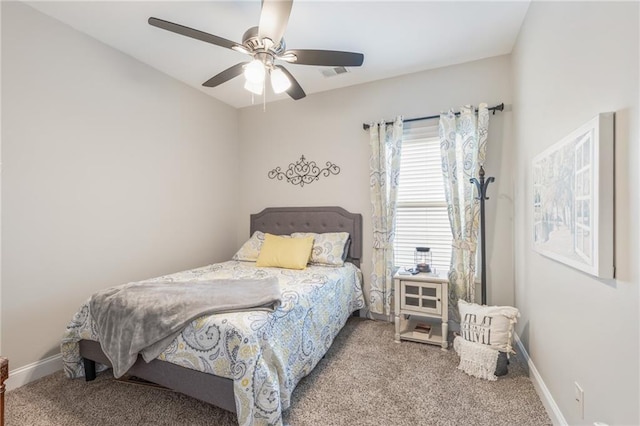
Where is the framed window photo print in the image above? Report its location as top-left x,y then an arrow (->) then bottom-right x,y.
532,112 -> 614,279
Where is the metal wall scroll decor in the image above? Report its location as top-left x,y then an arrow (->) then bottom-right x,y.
268,155 -> 340,187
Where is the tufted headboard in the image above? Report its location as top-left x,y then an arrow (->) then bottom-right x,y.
250,206 -> 363,267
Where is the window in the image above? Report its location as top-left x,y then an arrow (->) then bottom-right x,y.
394,122 -> 452,274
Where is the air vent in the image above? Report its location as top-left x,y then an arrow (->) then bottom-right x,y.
320,67 -> 349,78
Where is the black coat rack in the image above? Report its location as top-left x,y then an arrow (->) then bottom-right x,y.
470,165 -> 495,305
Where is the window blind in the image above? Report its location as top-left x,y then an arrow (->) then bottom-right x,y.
394,123 -> 452,274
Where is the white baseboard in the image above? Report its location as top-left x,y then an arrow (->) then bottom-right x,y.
513,333 -> 567,426
5,354 -> 62,391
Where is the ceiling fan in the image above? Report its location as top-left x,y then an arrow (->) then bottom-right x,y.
148,0 -> 364,101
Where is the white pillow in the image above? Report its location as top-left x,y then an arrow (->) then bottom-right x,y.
290,232 -> 350,266
232,231 -> 265,261
458,300 -> 520,353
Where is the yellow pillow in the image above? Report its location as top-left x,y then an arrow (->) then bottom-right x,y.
256,233 -> 314,270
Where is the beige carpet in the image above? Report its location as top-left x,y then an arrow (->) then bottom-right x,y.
6,318 -> 551,425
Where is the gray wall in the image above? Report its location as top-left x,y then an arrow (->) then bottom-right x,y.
511,2 -> 639,424
1,2 -> 241,368
238,55 -> 514,310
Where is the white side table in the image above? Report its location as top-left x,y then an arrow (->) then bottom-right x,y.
394,272 -> 449,350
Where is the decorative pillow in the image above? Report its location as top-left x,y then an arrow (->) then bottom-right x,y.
232,231 -> 265,262
457,300 -> 520,353
256,234 -> 314,270
291,232 -> 350,266
341,237 -> 352,262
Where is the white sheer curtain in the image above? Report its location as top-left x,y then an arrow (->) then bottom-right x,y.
439,104 -> 489,312
368,117 -> 403,317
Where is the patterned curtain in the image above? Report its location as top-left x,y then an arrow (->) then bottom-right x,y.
368,117 -> 403,317
439,104 -> 489,313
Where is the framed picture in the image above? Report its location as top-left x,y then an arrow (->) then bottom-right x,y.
532,113 -> 614,279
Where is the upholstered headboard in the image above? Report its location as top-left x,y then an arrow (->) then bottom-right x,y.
250,206 -> 363,267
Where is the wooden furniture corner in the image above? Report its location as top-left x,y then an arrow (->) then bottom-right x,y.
0,357 -> 8,426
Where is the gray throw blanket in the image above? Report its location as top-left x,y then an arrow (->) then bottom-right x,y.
90,277 -> 280,378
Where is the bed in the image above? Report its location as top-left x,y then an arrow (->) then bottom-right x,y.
61,206 -> 364,426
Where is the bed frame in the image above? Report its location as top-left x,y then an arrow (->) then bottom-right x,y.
80,206 -> 363,414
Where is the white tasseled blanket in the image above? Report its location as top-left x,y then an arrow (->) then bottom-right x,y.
453,335 -> 500,381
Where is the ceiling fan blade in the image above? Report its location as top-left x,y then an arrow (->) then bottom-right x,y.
149,17 -> 239,51
275,65 -> 305,100
282,49 -> 364,67
202,62 -> 249,87
258,0 -> 293,46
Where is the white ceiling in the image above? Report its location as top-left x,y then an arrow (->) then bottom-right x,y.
26,1 -> 530,109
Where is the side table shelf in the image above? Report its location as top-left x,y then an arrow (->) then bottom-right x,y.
394,272 -> 449,350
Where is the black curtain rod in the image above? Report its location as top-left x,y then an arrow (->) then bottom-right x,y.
362,103 -> 505,131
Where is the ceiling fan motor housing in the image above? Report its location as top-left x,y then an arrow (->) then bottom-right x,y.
242,26 -> 285,55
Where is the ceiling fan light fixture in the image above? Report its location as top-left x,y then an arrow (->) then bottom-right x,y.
244,59 -> 266,84
148,0 -> 363,103
270,68 -> 291,94
244,79 -> 263,95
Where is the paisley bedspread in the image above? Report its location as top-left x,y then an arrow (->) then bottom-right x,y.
61,260 -> 365,426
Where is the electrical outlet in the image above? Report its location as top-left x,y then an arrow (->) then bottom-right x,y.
575,382 -> 584,420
